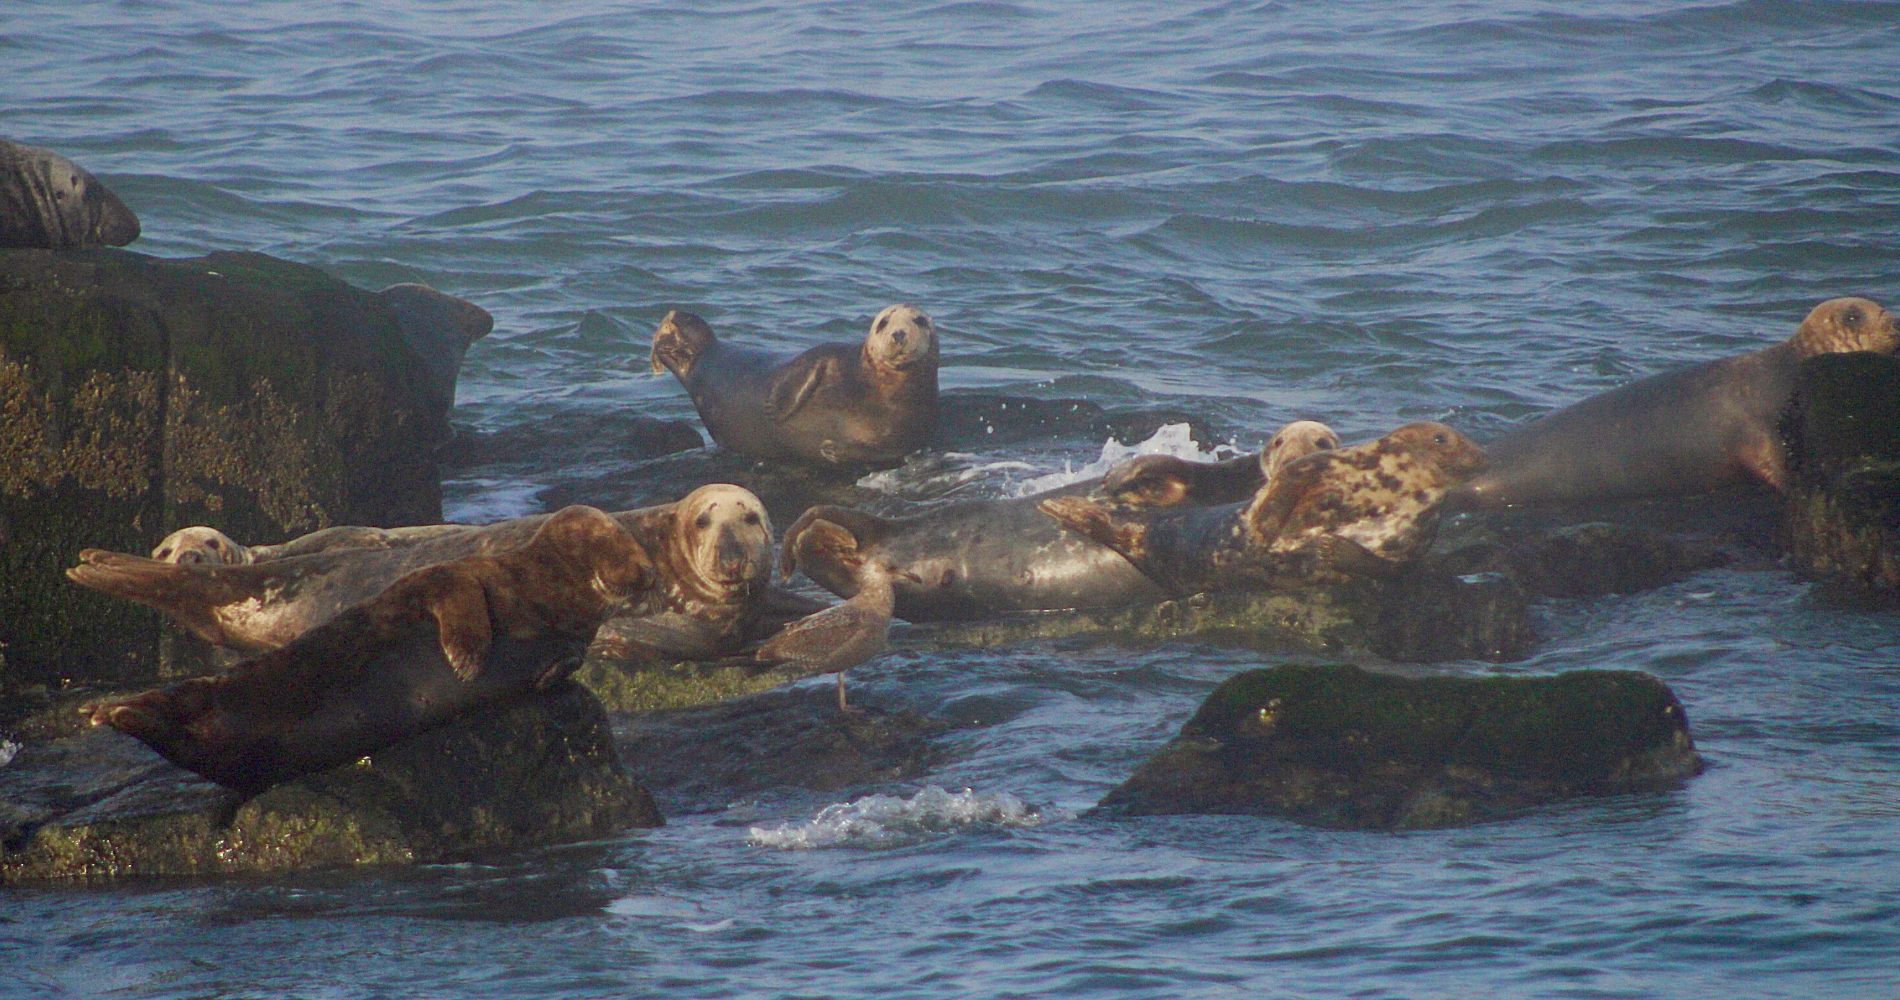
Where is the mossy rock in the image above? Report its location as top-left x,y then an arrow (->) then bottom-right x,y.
0,248 -> 449,690
1785,353 -> 1900,593
1098,663 -> 1702,830
1,682 -> 657,883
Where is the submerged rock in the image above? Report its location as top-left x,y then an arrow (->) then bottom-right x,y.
0,682 -> 657,883
1784,352 -> 1900,595
1099,663 -> 1701,830
1,248 -> 456,691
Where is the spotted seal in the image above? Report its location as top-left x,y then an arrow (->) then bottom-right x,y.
650,304 -> 938,466
1040,422 -> 1486,593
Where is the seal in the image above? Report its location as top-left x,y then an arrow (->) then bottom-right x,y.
1099,420 -> 1340,508
84,505 -> 654,793
150,523 -> 476,566
755,558 -> 905,711
781,492 -> 1166,622
71,485 -> 775,660
0,137 -> 140,249
151,526 -> 251,566
1458,297 -> 1900,508
650,304 -> 938,466
1040,422 -> 1486,594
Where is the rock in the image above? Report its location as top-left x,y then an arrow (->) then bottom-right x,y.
1,682 -> 656,883
902,567 -> 1536,664
1784,352 -> 1900,594
1099,663 -> 1702,830
0,248 -> 453,690
612,685 -> 946,813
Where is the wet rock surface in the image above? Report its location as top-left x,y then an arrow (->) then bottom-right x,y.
1099,663 -> 1703,830
1784,352 -> 1900,595
1,682 -> 657,882
612,685 -> 948,813
1,248 -> 452,690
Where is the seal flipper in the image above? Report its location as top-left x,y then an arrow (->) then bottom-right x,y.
765,353 -> 839,422
781,504 -> 891,579
425,572 -> 494,682
66,552 -> 264,647
1038,496 -> 1150,564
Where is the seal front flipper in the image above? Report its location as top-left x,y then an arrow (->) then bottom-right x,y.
429,572 -> 494,681
781,504 -> 892,582
1039,496 -> 1150,563
765,353 -> 840,422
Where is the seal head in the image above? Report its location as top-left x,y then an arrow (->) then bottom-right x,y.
0,138 -> 140,249
152,526 -> 253,566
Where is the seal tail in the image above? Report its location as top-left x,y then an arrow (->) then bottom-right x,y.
66,551 -> 262,646
651,309 -> 717,377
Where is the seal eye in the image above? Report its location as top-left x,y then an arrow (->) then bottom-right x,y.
1432,432 -> 1448,445
207,538 -> 222,550
743,512 -> 760,525
695,513 -> 713,530
1843,307 -> 1863,328
1270,436 -> 1283,448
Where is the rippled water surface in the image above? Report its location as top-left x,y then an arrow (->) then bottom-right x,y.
5,1 -> 1900,997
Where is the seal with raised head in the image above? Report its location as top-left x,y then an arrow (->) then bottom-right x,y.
0,137 -> 140,249
1040,422 -> 1486,594
72,485 -> 776,660
85,505 -> 654,793
650,304 -> 938,466
1458,297 -> 1900,509
1100,420 -> 1341,508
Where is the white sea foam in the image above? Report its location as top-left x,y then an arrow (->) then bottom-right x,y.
1008,423 -> 1230,497
748,785 -> 1067,850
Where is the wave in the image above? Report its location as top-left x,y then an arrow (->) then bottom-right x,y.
748,785 -> 1067,849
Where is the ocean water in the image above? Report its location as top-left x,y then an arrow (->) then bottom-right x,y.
5,1 -> 1900,997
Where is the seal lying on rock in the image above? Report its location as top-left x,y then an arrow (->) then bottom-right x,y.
73,485 -> 774,659
85,505 -> 654,794
650,305 -> 938,466
1101,420 -> 1340,508
149,523 -> 472,566
1458,297 -> 1900,508
1041,422 -> 1486,594
0,137 -> 140,249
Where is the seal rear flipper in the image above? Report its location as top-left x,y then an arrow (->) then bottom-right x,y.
652,310 -> 718,377
764,353 -> 838,422
1038,497 -> 1150,564
65,552 -> 264,646
780,504 -> 890,579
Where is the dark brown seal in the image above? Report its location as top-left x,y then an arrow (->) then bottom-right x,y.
1458,297 -> 1900,508
84,505 -> 655,793
0,137 -> 140,249
72,485 -> 774,659
650,304 -> 938,466
1100,420 -> 1340,508
1040,422 -> 1487,594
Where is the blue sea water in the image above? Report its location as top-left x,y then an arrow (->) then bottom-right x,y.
4,1 -> 1900,996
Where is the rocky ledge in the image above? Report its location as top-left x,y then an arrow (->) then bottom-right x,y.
1784,352 -> 1900,596
0,683 -> 658,882
1098,663 -> 1702,830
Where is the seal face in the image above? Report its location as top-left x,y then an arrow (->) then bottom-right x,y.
0,137 -> 140,249
152,527 -> 253,566
650,305 -> 939,466
1460,297 -> 1899,508
1099,419 -> 1341,509
84,505 -> 655,794
1041,422 -> 1486,594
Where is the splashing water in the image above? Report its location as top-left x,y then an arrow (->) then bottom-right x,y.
1009,423 -> 1231,497
748,786 -> 1067,850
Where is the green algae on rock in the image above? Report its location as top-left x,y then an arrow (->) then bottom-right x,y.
1098,663 -> 1702,830
0,248 -> 452,691
0,683 -> 657,882
1784,352 -> 1900,594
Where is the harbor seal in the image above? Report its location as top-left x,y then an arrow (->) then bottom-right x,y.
1040,422 -> 1486,594
1100,420 -> 1340,508
1458,297 -> 1899,508
85,505 -> 653,793
0,137 -> 140,249
72,485 -> 774,659
650,304 -> 938,466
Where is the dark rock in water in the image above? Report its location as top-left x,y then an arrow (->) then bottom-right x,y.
902,566 -> 1535,664
0,682 -> 657,883
936,391 -> 1218,449
612,686 -> 947,813
1099,664 -> 1702,830
0,249 -> 453,691
1431,520 -> 1730,599
1784,352 -> 1900,595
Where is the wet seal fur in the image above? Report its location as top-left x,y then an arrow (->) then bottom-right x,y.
650,305 -> 938,466
1101,420 -> 1340,508
84,505 -> 655,793
0,137 -> 140,249
1041,422 -> 1486,594
1458,297 -> 1900,508
74,485 -> 774,660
